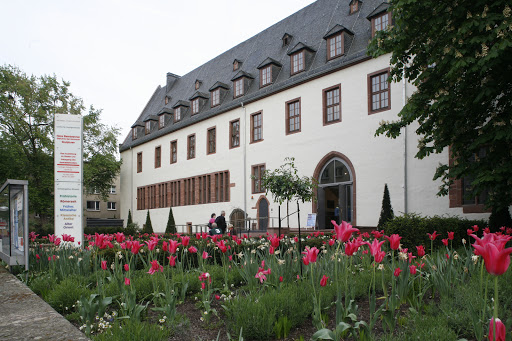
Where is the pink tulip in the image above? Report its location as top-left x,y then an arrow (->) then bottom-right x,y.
416,245 -> 426,257
442,239 -> 449,246
145,239 -> 158,251
202,251 -> 210,259
269,234 -> 280,248
468,229 -> 475,236
168,255 -> 177,267
124,277 -> 130,286
181,236 -> 190,247
489,318 -> 506,341
447,232 -> 454,240
279,276 -> 283,282
427,231 -> 439,241
371,230 -> 384,239
328,239 -> 335,246
201,282 -> 206,290
385,234 -> 402,250
332,220 -> 359,242
168,239 -> 181,254
101,260 -> 107,270
147,260 -> 163,275
320,275 -> 329,287
124,264 -> 129,271
393,268 -> 402,277
472,237 -> 512,276
215,295 -> 220,300
269,246 -> 275,255
131,241 -> 143,255
409,265 -> 417,275
114,232 -> 125,243
364,238 -> 385,257
54,238 -> 61,246
345,239 -> 363,256
188,246 -> 198,253
374,250 -> 386,263
302,247 -> 320,264
216,240 -> 228,253
473,225 -> 479,232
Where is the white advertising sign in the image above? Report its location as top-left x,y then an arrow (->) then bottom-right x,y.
54,114 -> 83,246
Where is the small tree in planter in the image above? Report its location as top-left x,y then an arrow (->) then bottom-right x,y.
378,184 -> 394,228
143,210 -> 153,234
127,209 -> 133,226
165,207 -> 177,234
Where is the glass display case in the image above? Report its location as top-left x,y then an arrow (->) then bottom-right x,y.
0,180 -> 29,271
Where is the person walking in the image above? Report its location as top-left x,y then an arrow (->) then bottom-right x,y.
215,210 -> 227,234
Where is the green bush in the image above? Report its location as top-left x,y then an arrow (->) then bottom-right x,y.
143,210 -> 153,234
92,321 -> 170,341
47,278 -> 91,313
30,273 -> 56,300
383,213 -> 487,250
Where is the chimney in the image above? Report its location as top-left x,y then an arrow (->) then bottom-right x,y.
166,72 -> 180,91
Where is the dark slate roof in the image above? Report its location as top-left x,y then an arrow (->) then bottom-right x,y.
189,91 -> 210,100
131,121 -> 144,128
120,0 -> 388,151
158,107 -> 173,115
323,24 -> 354,39
257,57 -> 283,69
172,100 -> 190,108
230,70 -> 255,81
143,115 -> 159,122
287,42 -> 317,55
366,2 -> 389,19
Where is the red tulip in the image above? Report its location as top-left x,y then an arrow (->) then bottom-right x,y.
345,239 -> 363,256
427,231 -> 439,241
201,282 -> 206,290
147,260 -> 163,275
101,260 -> 107,270
215,295 -> 220,300
320,275 -> 329,287
364,238 -> 385,257
393,268 -> 402,277
416,245 -> 426,257
202,251 -> 210,259
279,276 -> 283,282
385,234 -> 402,250
442,239 -> 449,246
447,232 -> 454,240
145,239 -> 158,251
54,238 -> 61,246
302,247 -> 320,264
269,246 -> 275,255
124,277 -> 130,286
489,317 -> 506,341
408,252 -> 416,263
124,264 -> 129,271
409,265 -> 417,275
168,255 -> 177,267
332,220 -> 359,242
473,225 -> 479,232
188,246 -> 198,253
168,239 -> 181,254
328,239 -> 335,246
181,236 -> 190,247
162,241 -> 168,252
269,234 -> 280,248
115,232 -> 125,243
375,250 -> 386,263
371,230 -> 384,239
468,229 -> 475,236
472,239 -> 512,276
36,254 -> 40,260
131,241 -> 143,255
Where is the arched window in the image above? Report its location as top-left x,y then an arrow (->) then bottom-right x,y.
319,159 -> 352,185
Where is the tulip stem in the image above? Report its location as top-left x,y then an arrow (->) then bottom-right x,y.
494,275 -> 498,341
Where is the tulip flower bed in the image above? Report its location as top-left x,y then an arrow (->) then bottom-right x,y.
22,222 -> 512,341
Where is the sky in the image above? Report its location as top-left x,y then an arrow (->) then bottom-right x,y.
1,0 -> 316,147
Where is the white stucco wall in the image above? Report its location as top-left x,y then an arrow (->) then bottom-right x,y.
120,54 -> 491,232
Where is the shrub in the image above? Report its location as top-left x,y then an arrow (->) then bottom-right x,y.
127,209 -> 133,226
378,184 -> 394,228
93,320 -> 170,341
165,207 -> 177,234
143,210 -> 153,234
383,213 -> 486,250
225,295 -> 277,340
47,277 -> 91,313
488,206 -> 512,230
30,273 -> 56,300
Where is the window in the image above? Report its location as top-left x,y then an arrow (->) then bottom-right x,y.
251,112 -> 263,143
260,65 -> 272,87
230,119 -> 240,148
368,69 -> 390,114
234,78 -> 244,98
132,127 -> 137,140
291,51 -> 305,75
174,107 -> 181,122
155,146 -> 161,168
286,98 -> 301,134
165,97 -> 169,105
233,60 -> 239,71
372,12 -> 390,37
86,201 -> 100,211
327,34 -> 343,60
195,80 -> 201,90
207,127 -> 216,155
109,186 -> 116,194
192,99 -> 199,114
187,134 -> 195,159
211,88 -> 220,107
145,121 -> 151,135
170,140 -> 177,164
349,0 -> 359,14
252,164 -> 265,193
323,84 -> 341,124
159,115 -> 165,129
137,152 -> 142,173
107,202 -> 116,210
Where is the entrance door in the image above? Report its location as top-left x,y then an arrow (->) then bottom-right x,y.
258,198 -> 269,231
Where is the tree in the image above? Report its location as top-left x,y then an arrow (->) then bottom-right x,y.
143,210 -> 153,234
165,207 -> 177,234
0,65 -> 121,221
127,209 -> 133,226
377,184 -> 394,228
368,2 -> 512,212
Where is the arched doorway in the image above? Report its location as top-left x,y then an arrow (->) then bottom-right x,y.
313,152 -> 356,229
256,196 -> 269,231
229,208 -> 246,231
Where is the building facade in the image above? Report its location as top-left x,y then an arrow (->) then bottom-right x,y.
119,0 -> 491,232
84,176 -> 121,221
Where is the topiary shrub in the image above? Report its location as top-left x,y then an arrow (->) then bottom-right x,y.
488,206 -> 512,231
165,207 -> 177,234
383,213 -> 487,251
127,209 -> 133,226
142,210 -> 153,234
378,184 -> 394,228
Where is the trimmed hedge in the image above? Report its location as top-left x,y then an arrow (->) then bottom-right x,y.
383,213 -> 487,251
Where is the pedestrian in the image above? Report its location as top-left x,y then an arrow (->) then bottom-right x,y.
208,213 -> 216,229
215,210 -> 227,234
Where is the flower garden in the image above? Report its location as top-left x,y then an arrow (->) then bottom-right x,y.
21,221 -> 512,341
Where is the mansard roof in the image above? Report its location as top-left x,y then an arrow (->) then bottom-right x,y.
257,57 -> 283,69
287,42 -> 317,55
366,2 -> 389,19
230,70 -> 255,81
120,0 -> 388,151
323,24 -> 355,39
142,115 -> 158,122
157,107 -> 173,116
172,100 -> 190,108
189,91 -> 209,100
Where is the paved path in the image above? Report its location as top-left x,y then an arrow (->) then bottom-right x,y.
0,266 -> 89,341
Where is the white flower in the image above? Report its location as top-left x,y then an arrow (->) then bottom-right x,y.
378,264 -> 384,271
462,238 -> 466,245
68,255 -> 74,259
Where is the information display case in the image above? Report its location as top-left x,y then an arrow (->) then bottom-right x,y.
0,179 -> 29,271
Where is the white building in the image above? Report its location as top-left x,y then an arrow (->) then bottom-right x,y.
119,0 -> 490,232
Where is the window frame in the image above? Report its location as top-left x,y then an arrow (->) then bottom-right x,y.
207,126 -> 216,155
323,84 -> 342,125
107,202 -> 117,211
132,127 -> 137,140
234,78 -> 244,98
327,33 -> 344,60
170,140 -> 177,164
260,65 -> 272,87
86,201 -> 100,211
192,98 -> 199,115
211,88 -> 220,107
158,115 -> 165,129
250,111 -> 263,144
285,97 -> 301,135
371,12 -> 391,37
367,68 -> 391,115
229,119 -> 240,149
109,186 -> 116,194
251,164 -> 266,194
145,121 -> 151,135
154,145 -> 161,168
290,50 -> 305,75
187,134 -> 196,160
174,107 -> 182,122
137,152 -> 142,173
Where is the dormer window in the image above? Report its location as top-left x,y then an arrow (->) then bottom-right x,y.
211,88 -> 220,107
165,96 -> 169,105
282,33 -> 293,47
145,121 -> 151,135
349,0 -> 360,14
323,25 -> 354,61
234,78 -> 244,97
209,82 -> 229,108
132,128 -> 137,140
367,3 -> 391,37
172,100 -> 190,122
195,80 -> 202,90
233,59 -> 242,71
159,115 -> 165,129
328,34 -> 342,60
175,107 -> 182,122
192,98 -> 199,114
291,51 -> 305,75
260,65 -> 271,87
